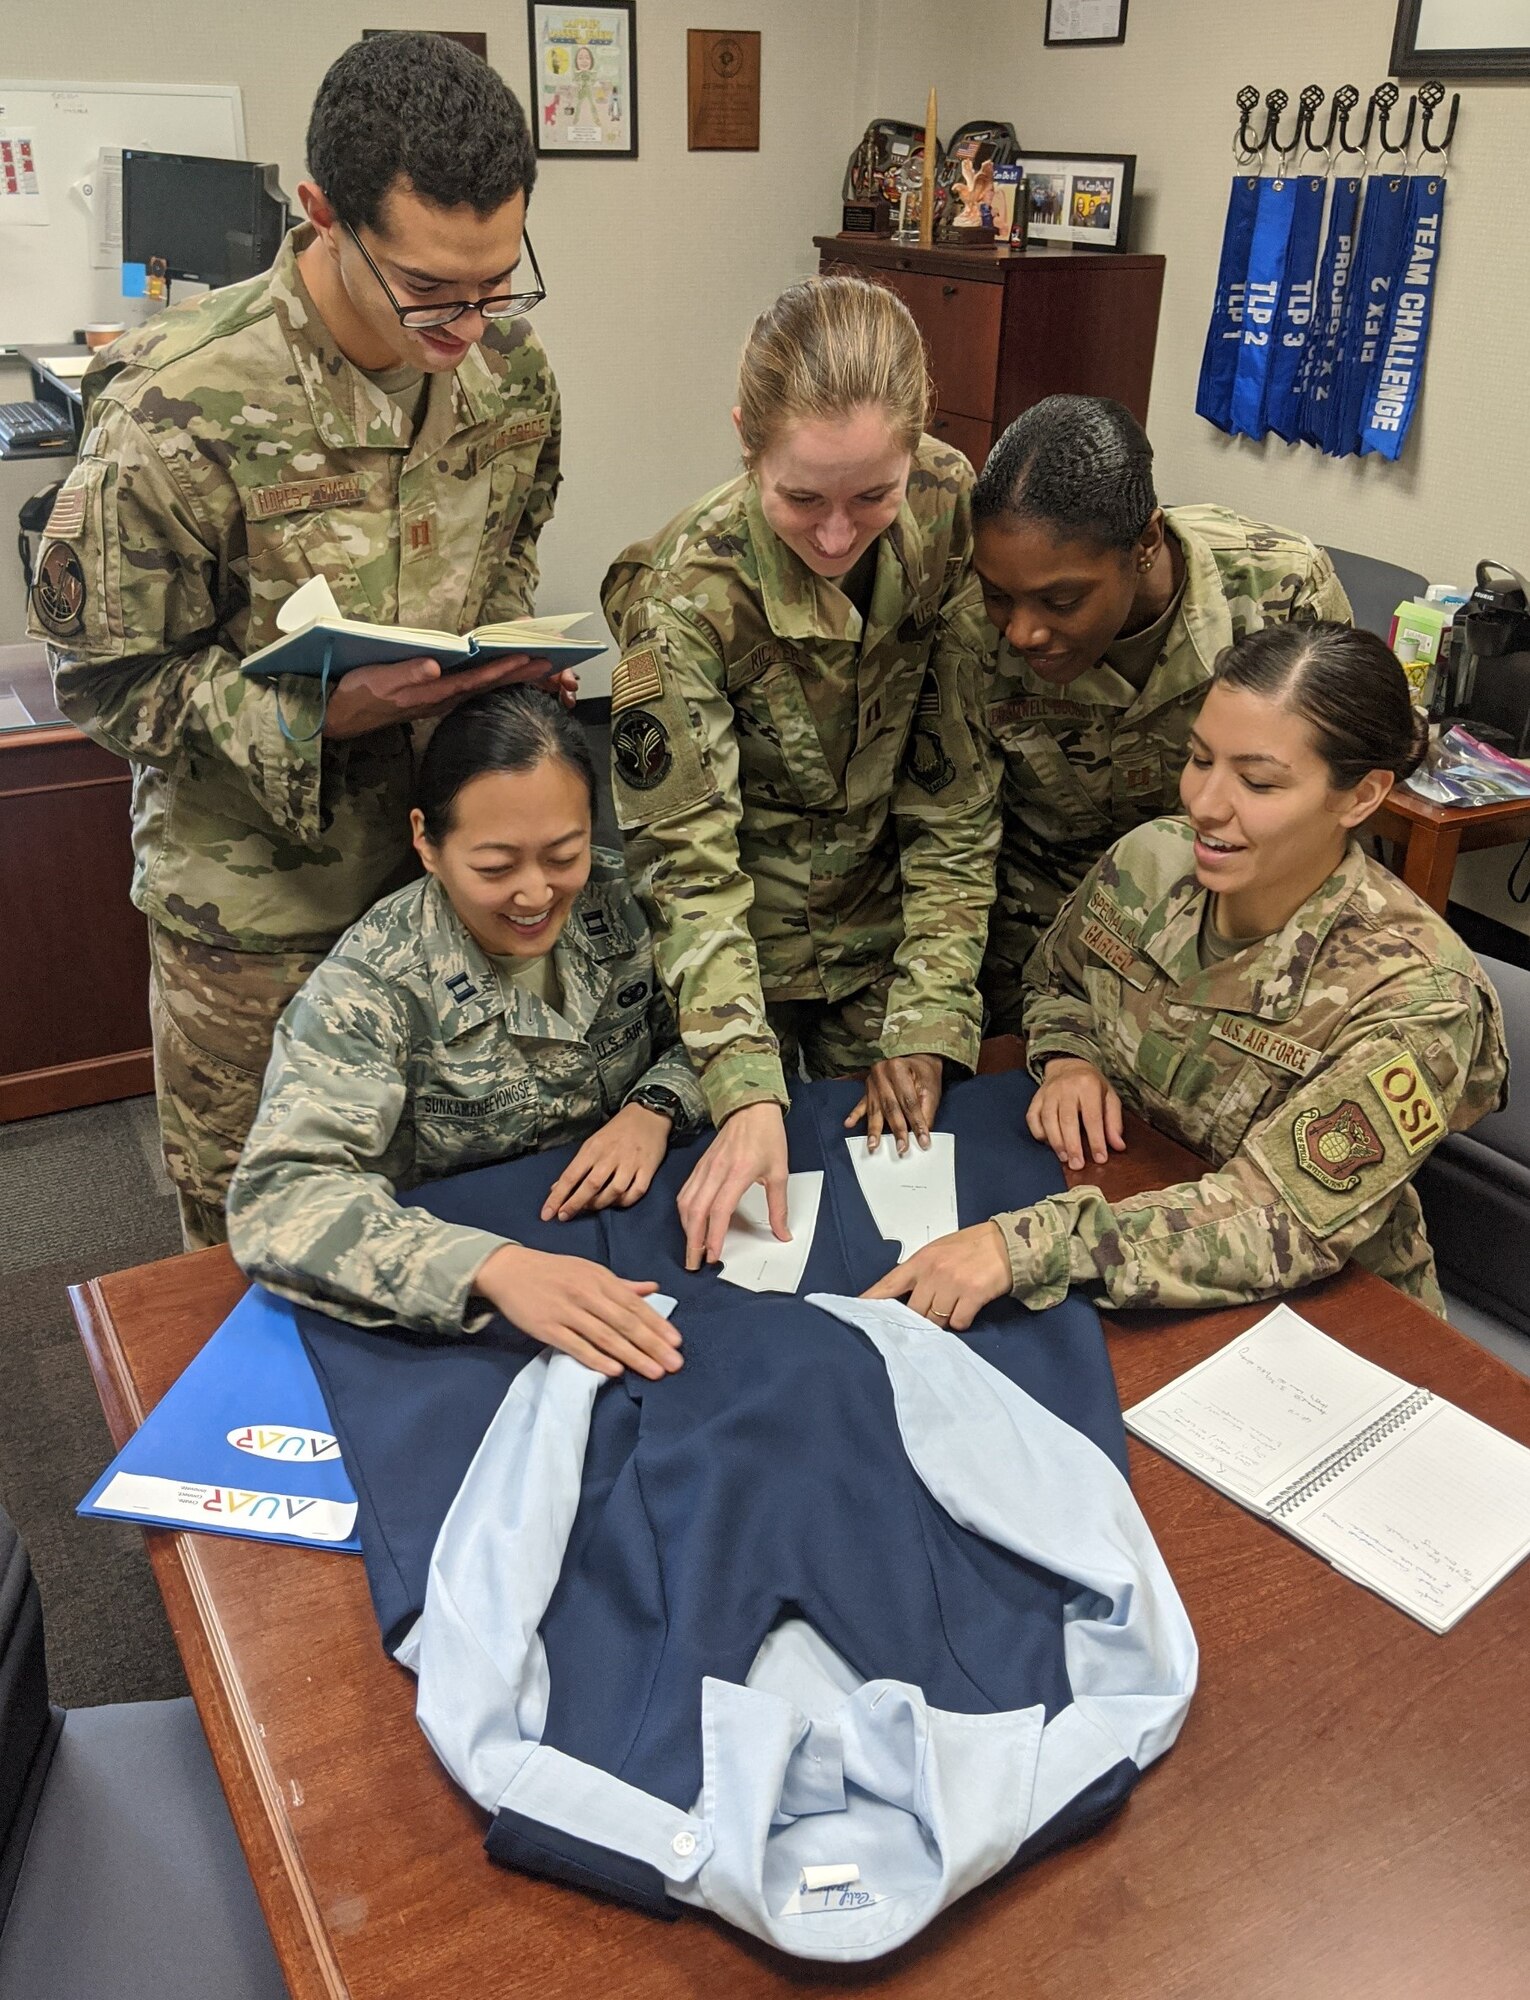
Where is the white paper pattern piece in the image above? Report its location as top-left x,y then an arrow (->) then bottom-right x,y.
845,1133 -> 958,1261
719,1173 -> 823,1293
0,128 -> 48,224
93,1472 -> 358,1543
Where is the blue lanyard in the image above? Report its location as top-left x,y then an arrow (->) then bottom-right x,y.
1296,176 -> 1361,450
1195,174 -> 1261,434
1330,173 -> 1410,459
1263,176 -> 1327,445
1360,174 -> 1447,461
1228,176 -> 1299,439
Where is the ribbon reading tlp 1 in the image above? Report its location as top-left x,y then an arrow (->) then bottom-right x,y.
1297,176 -> 1361,451
1330,172 -> 1410,459
1228,176 -> 1299,439
1361,175 -> 1446,461
1195,174 -> 1261,434
1263,177 -> 1327,445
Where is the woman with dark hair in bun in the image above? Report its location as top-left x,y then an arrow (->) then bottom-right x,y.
972,394 -> 1353,1029
865,622 -> 1509,1328
227,685 -> 705,1380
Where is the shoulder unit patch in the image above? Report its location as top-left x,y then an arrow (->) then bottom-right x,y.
1292,1100 -> 1386,1192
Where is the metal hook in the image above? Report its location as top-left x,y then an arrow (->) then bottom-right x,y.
1234,83 -> 1263,160
1316,83 -> 1361,155
1261,87 -> 1292,157
1336,84 -> 1373,158
1417,78 -> 1459,158
1372,81 -> 1417,158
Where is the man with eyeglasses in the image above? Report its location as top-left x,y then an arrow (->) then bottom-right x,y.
30,34 -> 566,1247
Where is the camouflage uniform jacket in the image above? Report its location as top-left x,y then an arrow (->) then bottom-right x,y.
600,437 -> 1001,1125
226,852 -> 706,1336
982,505 -> 1352,1026
28,225 -> 561,954
997,816 -> 1507,1317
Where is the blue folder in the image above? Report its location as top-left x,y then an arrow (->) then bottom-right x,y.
78,1288 -> 361,1553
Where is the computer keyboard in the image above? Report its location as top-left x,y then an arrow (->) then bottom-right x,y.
0,401 -> 76,454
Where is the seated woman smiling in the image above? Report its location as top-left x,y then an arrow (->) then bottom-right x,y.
227,686 -> 706,1381
866,622 -> 1508,1329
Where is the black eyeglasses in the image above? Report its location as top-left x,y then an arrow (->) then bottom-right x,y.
345,223 -> 546,328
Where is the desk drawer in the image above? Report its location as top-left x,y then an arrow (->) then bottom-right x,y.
879,269 -> 1001,420
927,409 -> 991,467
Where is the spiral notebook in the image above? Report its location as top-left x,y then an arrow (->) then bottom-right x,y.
1124,1303 -> 1530,1632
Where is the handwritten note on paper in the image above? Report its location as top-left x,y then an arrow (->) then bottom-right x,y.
1294,1400 -> 1530,1631
1124,1304 -> 1410,1504
719,1172 -> 823,1294
845,1133 -> 958,1262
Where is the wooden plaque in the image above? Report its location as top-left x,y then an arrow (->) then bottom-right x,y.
687,29 -> 760,150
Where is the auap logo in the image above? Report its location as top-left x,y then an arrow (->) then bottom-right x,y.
228,1424 -> 341,1463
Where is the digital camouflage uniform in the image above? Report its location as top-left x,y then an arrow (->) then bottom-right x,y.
996,815 -> 1508,1318
981,506 -> 1352,1030
226,854 -> 704,1337
28,226 -> 560,1245
600,437 -> 1001,1126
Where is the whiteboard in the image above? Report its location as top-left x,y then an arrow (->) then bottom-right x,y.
0,80 -> 245,347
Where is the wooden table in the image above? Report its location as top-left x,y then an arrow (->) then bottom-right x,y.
1368,784 -> 1530,914
71,1087 -> 1530,1999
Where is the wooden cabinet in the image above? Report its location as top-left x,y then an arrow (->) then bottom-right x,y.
0,647 -> 152,1121
814,236 -> 1166,466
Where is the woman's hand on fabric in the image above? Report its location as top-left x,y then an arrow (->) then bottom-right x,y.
676,1101 -> 789,1271
1027,1057 -> 1125,1171
541,1103 -> 672,1221
844,1054 -> 944,1154
860,1221 -> 1011,1332
473,1244 -> 681,1380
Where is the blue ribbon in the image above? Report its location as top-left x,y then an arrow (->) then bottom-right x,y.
1263,176 -> 1327,446
1360,174 -> 1447,461
1228,177 -> 1300,440
1296,176 -> 1361,449
1196,174 -> 1262,434
1330,172 -> 1410,459
276,639 -> 337,744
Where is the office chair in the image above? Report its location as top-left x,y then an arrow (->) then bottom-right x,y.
0,1504 -> 288,2000
1416,951 -> 1530,1379
1325,546 -> 1429,640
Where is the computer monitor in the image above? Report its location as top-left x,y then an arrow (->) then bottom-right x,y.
121,152 -> 290,288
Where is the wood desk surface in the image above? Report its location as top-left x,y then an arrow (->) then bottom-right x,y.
72,1083 -> 1530,2000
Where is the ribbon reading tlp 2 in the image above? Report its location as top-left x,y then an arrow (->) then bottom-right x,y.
1361,176 -> 1446,461
1228,176 -> 1299,439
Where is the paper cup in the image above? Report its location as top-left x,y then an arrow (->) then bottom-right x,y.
83,323 -> 126,351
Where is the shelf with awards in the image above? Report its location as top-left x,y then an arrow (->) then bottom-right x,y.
813,235 -> 1166,466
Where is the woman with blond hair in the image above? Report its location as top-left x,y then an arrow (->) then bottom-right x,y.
602,275 -> 999,1268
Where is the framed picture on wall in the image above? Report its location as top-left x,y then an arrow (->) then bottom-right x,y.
1044,0 -> 1128,47
1391,0 -> 1530,78
528,1 -> 638,156
1019,152 -> 1135,251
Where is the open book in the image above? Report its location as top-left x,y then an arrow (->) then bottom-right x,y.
1125,1303 -> 1530,1632
240,574 -> 608,681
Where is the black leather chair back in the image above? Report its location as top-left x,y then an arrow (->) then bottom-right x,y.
0,1510 -> 60,1930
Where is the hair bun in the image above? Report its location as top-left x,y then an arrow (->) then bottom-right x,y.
1401,704 -> 1432,781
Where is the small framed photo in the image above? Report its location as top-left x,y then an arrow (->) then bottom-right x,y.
1018,151 -> 1135,251
1391,0 -> 1530,78
528,1 -> 638,157
1045,0 -> 1128,47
